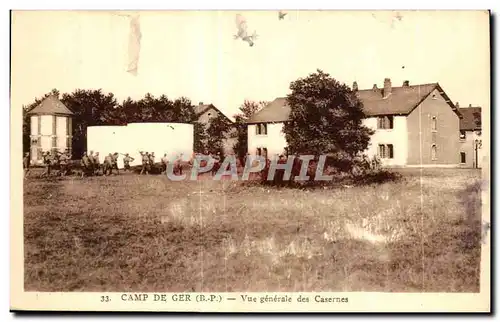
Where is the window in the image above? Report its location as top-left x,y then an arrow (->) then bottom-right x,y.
460,130 -> 466,140
255,123 -> 268,135
387,144 -> 394,159
262,148 -> 268,159
256,148 -> 262,156
431,144 -> 437,161
460,152 -> 466,164
431,116 -> 437,131
378,144 -> 394,159
377,116 -> 394,129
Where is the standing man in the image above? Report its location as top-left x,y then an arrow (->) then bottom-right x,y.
40,151 -> 52,178
93,152 -> 101,175
212,152 -> 221,176
112,152 -> 120,175
174,153 -> 184,175
58,150 -> 69,177
161,153 -> 168,174
88,150 -> 95,172
23,152 -> 30,178
51,150 -> 60,174
80,152 -> 91,178
123,153 -> 134,172
149,152 -> 156,173
140,151 -> 149,175
103,153 -> 113,176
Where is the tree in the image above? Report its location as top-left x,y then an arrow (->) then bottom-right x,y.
473,111 -> 481,129
193,121 -> 208,153
206,114 -> 233,156
232,100 -> 267,160
61,89 -> 120,158
124,94 -> 197,123
22,88 -> 60,153
282,69 -> 374,173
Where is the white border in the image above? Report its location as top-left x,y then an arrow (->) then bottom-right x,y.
4,1 -> 498,321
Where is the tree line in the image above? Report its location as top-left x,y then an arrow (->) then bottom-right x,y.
22,88 -> 264,159
23,70 -> 376,177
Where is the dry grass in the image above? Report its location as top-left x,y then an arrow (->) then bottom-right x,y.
23,168 -> 482,292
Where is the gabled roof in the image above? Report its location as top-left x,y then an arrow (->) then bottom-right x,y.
27,95 -> 74,116
247,97 -> 290,124
247,82 -> 461,124
459,107 -> 481,131
194,104 -> 214,116
195,103 -> 234,123
356,83 -> 459,116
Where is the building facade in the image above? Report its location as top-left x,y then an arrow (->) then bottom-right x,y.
27,95 -> 74,165
247,79 -> 464,167
195,102 -> 236,155
458,106 -> 483,168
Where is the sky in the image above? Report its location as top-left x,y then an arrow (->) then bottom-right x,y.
11,10 -> 490,119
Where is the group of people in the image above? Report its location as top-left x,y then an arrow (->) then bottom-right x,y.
139,151 -> 186,175
23,148 -> 282,179
23,149 -> 71,178
80,151 -> 137,177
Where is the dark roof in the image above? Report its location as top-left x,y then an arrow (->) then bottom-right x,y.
194,103 -> 234,123
356,83 -> 456,116
194,104 -> 214,116
27,95 -> 74,116
247,97 -> 290,124
459,107 -> 481,131
247,83 -> 460,124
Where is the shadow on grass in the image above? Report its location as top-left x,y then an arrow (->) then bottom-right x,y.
253,169 -> 403,190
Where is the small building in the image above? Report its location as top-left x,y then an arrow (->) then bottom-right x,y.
27,95 -> 74,164
458,105 -> 483,168
195,102 -> 236,155
246,78 -> 463,167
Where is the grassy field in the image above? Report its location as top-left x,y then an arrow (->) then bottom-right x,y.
23,168 -> 482,292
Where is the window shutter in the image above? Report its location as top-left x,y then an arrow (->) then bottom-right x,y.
378,144 -> 384,158
37,115 -> 41,136
52,115 -> 57,136
388,145 -> 394,158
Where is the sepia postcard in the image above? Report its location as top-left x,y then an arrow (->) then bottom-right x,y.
10,9 -> 491,313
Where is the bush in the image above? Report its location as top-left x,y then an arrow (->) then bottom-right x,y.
257,155 -> 402,189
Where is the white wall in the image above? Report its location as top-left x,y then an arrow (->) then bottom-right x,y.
247,119 -> 409,166
55,116 -> 68,150
30,116 -> 38,135
362,116 -> 408,166
40,115 -> 53,135
247,122 -> 288,157
87,123 -> 194,168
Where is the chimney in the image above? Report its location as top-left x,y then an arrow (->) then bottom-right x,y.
383,78 -> 392,98
402,80 -> 409,87
352,81 -> 358,91
469,104 -> 472,107
372,84 -> 378,91
456,102 -> 460,108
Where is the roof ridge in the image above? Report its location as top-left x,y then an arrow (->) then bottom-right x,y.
357,82 -> 438,91
28,95 -> 74,116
